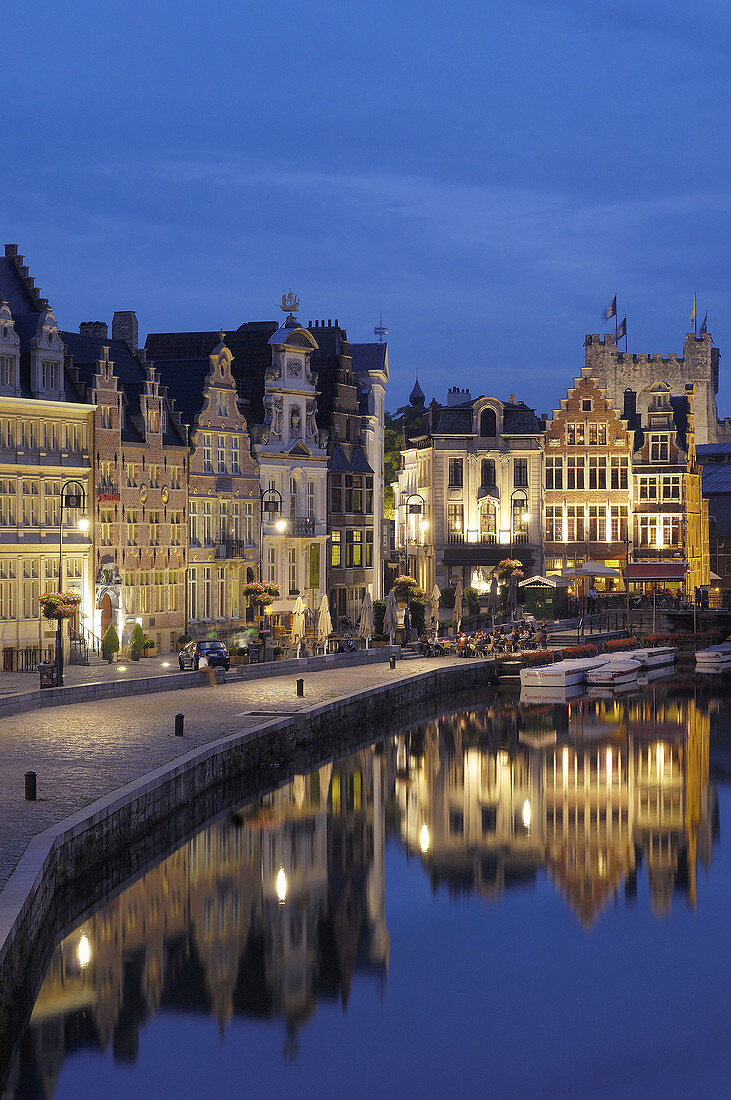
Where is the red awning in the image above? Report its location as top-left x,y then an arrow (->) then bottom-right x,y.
626,562 -> 688,582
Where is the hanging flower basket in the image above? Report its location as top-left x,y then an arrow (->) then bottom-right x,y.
243,581 -> 280,607
39,592 -> 82,621
496,558 -> 524,582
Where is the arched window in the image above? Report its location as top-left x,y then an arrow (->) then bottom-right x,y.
481,458 -> 496,488
479,408 -> 497,437
480,501 -> 497,543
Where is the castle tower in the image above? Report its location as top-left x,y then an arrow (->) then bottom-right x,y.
584,331 -> 721,445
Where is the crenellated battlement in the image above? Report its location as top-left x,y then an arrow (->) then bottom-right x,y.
584,329 -> 721,444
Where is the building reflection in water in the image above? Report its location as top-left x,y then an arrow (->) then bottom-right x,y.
397,691 -> 717,925
5,690 -> 719,1096
7,747 -> 389,1096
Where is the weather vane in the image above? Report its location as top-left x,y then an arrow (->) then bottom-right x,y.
281,289 -> 300,314
374,312 -> 388,343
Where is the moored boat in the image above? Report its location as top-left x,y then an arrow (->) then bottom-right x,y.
629,646 -> 676,670
520,656 -> 608,688
695,643 -> 731,671
584,658 -> 640,687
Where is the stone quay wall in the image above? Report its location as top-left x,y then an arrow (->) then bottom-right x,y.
0,658 -> 496,1074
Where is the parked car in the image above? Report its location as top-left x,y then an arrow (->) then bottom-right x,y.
178,639 -> 230,671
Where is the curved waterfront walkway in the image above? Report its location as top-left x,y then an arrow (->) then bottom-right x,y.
0,655 -> 463,891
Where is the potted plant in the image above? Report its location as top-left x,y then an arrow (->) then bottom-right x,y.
143,638 -> 157,657
129,623 -> 145,661
229,645 -> 249,666
101,624 -> 119,663
177,633 -> 192,652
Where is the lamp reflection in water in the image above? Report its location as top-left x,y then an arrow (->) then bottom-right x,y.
276,866 -> 287,904
419,824 -> 430,854
77,934 -> 91,969
522,799 -> 531,829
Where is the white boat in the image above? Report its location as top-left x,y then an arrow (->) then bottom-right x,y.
520,685 -> 585,704
629,646 -> 676,670
584,658 -> 640,687
695,643 -> 731,671
520,656 -> 608,688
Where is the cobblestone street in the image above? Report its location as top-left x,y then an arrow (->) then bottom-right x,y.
0,656 -> 461,890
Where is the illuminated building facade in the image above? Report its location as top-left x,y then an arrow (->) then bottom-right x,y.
0,246 -> 94,665
394,388 -> 544,593
542,368 -> 633,586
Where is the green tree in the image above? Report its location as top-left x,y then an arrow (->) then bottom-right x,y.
101,624 -> 119,660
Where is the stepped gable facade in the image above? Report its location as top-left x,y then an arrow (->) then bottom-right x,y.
628,380 -> 709,594
155,338 -> 260,634
61,315 -> 189,652
542,368 -> 633,582
0,245 -> 94,661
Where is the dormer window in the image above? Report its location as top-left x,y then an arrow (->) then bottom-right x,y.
217,392 -> 226,416
41,361 -> 57,390
582,399 -> 592,412
479,408 -> 497,437
147,407 -> 160,433
0,356 -> 14,387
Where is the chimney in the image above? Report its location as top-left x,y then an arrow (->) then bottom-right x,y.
112,310 -> 138,350
508,393 -> 516,405
79,321 -> 109,340
4,244 -> 18,258
447,387 -> 471,407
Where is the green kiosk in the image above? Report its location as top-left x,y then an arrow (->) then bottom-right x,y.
519,575 -> 570,621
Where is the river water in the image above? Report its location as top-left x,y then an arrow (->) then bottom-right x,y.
3,677 -> 730,1099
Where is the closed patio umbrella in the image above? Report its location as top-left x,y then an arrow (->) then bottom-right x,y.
430,584 -> 441,637
487,573 -> 499,618
291,595 -> 306,656
359,590 -> 375,649
384,589 -> 399,646
317,593 -> 333,651
454,580 -> 464,633
508,573 -> 519,619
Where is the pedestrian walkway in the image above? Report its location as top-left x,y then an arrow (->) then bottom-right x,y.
0,653 -> 181,697
0,654 -> 463,892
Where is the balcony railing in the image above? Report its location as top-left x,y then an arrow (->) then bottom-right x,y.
97,482 -> 120,500
289,517 -> 316,537
216,539 -> 251,559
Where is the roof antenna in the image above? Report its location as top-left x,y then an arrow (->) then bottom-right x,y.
374,312 -> 388,343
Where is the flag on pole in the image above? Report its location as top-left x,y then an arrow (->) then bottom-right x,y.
700,311 -> 708,335
604,295 -> 617,320
690,293 -> 696,330
616,316 -> 627,340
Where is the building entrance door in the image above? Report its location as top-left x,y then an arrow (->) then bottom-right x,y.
100,593 -> 112,637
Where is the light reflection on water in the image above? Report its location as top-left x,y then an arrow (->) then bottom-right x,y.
4,683 -> 730,1099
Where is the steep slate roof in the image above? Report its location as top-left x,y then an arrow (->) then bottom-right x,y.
697,443 -> 731,458
701,465 -> 731,493
433,406 -> 473,434
61,330 -> 187,446
502,403 -> 544,433
154,359 -> 212,429
146,322 -> 278,425
350,342 -> 387,375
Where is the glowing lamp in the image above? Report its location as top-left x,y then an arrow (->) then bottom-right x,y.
78,934 -> 91,968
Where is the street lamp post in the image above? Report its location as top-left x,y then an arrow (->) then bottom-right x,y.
405,493 -> 427,584
57,479 -> 89,687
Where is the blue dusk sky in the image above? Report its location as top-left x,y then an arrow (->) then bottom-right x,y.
3,0 -> 729,418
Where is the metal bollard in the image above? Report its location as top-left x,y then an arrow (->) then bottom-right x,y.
175,713 -> 184,737
296,678 -> 304,697
25,771 -> 37,801
389,654 -> 396,670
